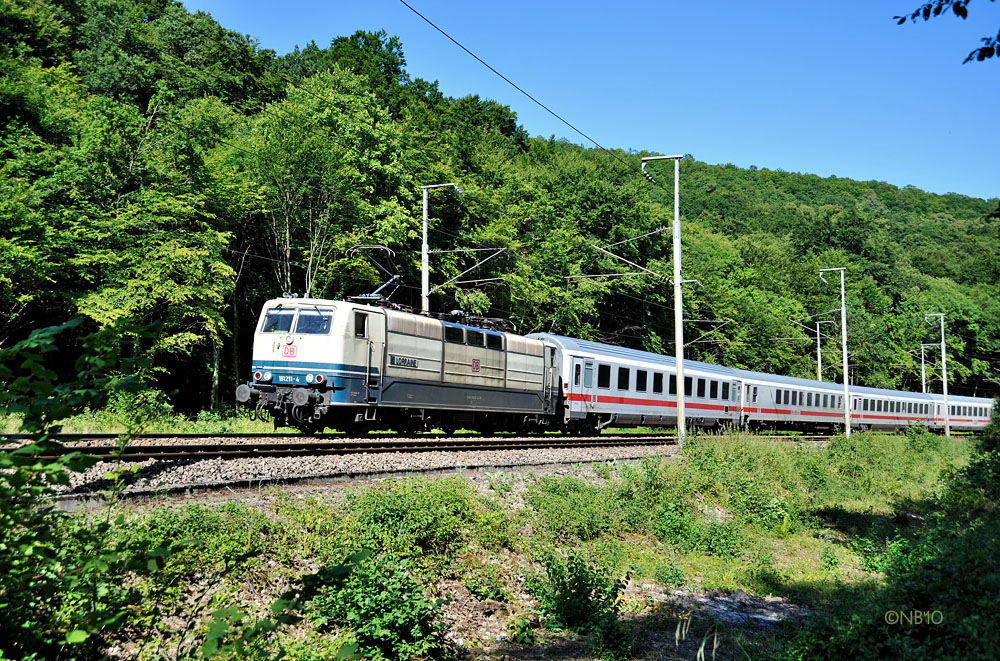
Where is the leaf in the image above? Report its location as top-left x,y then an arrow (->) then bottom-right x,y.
66,629 -> 90,643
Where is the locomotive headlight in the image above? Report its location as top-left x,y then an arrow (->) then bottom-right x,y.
254,371 -> 262,381
315,374 -> 325,384
306,374 -> 314,383
262,371 -> 272,382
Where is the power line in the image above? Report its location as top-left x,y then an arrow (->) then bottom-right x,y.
397,0 -> 675,197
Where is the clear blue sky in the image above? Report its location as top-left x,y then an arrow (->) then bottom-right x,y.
182,0 -> 999,201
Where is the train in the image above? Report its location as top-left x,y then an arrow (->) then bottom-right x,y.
235,296 -> 995,435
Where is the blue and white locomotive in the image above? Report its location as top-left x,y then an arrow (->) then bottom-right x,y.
235,296 -> 995,435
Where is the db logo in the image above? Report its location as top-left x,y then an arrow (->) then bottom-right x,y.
471,359 -> 480,373
281,345 -> 297,358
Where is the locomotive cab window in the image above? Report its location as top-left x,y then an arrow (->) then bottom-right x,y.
467,330 -> 485,347
617,367 -> 630,390
296,308 -> 333,334
598,364 -> 611,389
354,312 -> 368,338
486,334 -> 503,350
261,307 -> 295,333
636,370 -> 648,392
653,373 -> 664,394
444,325 -> 464,344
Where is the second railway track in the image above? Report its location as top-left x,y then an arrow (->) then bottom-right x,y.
28,433 -> 832,462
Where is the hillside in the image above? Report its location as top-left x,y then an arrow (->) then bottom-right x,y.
2,0 -> 998,411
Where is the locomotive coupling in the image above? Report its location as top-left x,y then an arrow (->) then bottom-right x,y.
291,388 -> 319,407
235,384 -> 256,404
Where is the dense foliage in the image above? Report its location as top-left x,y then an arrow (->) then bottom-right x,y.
3,0 -> 998,413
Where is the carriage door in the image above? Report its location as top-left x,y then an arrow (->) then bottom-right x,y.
569,357 -> 596,418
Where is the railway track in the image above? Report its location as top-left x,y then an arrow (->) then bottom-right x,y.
15,433 -> 832,462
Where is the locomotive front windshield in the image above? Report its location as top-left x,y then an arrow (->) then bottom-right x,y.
261,308 -> 295,333
295,308 -> 334,334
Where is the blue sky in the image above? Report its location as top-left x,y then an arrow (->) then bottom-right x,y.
182,0 -> 999,201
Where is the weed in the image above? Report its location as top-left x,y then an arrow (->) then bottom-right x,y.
594,460 -> 615,480
507,616 -> 536,646
820,544 -> 839,571
308,554 -> 446,661
463,560 -> 512,602
486,471 -> 514,495
345,477 -> 478,556
528,549 -> 627,634
525,475 -> 622,541
654,560 -> 685,587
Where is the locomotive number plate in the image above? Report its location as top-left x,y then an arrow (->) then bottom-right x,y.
472,359 -> 480,373
282,345 -> 297,358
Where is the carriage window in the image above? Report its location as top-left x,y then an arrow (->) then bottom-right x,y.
354,312 -> 368,338
584,365 -> 593,388
697,378 -> 706,398
685,376 -> 693,397
807,392 -> 813,407
467,330 -> 485,347
598,364 -> 611,389
295,309 -> 333,334
617,367 -> 630,390
444,325 -> 464,343
784,390 -> 791,405
722,382 -> 729,400
710,380 -> 718,399
486,334 -> 503,350
791,391 -> 798,406
636,370 -> 648,392
752,386 -> 758,403
653,373 -> 664,394
669,374 -> 677,395
838,396 -> 842,409
863,399 -> 869,411
824,394 -> 830,408
261,307 -> 295,333
732,382 -> 739,401
574,364 -> 581,386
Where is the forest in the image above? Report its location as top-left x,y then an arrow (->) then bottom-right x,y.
3,0 -> 999,415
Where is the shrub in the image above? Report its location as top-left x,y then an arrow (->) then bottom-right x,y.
528,550 -> 627,633
525,475 -> 622,541
308,554 -> 446,660
345,477 -> 478,556
654,560 -> 685,587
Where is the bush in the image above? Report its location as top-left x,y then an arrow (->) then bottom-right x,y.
654,560 -> 685,587
525,475 -> 622,541
345,477 -> 479,556
308,554 -> 446,660
528,550 -> 627,633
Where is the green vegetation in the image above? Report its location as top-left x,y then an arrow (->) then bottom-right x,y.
1,0 -> 997,418
3,317 -> 996,658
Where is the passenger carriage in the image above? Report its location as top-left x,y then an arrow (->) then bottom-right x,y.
237,297 -> 995,435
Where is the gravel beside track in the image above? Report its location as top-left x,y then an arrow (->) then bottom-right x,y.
52,440 -> 679,504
